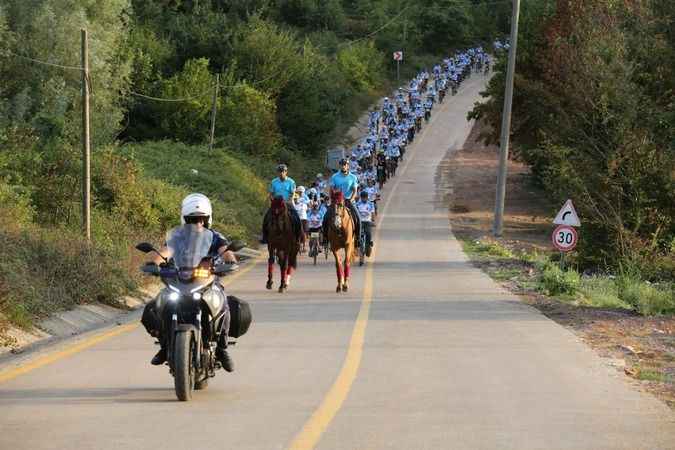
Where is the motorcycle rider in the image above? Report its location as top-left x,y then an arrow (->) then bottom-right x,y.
141,193 -> 236,372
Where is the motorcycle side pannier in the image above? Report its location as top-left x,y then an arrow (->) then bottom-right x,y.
227,295 -> 252,338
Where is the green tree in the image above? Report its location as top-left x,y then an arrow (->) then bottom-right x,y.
157,58 -> 215,143
220,83 -> 281,155
470,0 -> 674,276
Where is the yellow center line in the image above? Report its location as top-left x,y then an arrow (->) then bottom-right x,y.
287,97 -> 449,450
0,254 -> 263,385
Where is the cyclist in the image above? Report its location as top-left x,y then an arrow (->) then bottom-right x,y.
356,191 -> 375,257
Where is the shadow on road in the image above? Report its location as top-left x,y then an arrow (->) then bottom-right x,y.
0,387 -> 175,405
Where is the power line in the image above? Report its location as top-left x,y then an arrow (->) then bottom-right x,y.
3,50 -> 84,71
338,5 -> 412,49
127,69 -> 285,103
128,87 -> 216,103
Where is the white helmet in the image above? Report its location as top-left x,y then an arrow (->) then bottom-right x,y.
297,186 -> 306,194
181,193 -> 212,227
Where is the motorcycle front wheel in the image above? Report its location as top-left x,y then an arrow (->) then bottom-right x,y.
174,331 -> 195,401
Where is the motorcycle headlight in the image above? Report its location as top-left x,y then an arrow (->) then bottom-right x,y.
167,291 -> 180,302
194,268 -> 210,278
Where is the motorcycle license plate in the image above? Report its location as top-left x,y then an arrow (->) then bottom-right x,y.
310,232 -> 320,238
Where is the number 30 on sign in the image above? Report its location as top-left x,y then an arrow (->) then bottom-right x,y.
552,225 -> 578,252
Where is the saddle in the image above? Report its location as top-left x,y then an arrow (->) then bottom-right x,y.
267,197 -> 302,242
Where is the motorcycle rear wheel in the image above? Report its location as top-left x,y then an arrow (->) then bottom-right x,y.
174,332 -> 195,401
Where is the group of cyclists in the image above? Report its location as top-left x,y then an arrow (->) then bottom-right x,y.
262,45 -> 494,262
144,44 -> 499,369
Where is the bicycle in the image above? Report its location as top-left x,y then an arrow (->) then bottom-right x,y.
358,227 -> 367,266
308,230 -> 321,265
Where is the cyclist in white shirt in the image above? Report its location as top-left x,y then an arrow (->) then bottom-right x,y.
293,191 -> 308,251
307,202 -> 325,253
356,191 -> 375,256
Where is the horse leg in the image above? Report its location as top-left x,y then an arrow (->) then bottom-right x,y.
342,251 -> 350,292
333,250 -> 343,293
266,252 -> 274,290
278,252 -> 287,293
286,265 -> 294,287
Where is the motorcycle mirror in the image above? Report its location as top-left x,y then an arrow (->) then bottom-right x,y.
135,242 -> 156,253
226,240 -> 246,252
135,242 -> 168,263
141,264 -> 160,276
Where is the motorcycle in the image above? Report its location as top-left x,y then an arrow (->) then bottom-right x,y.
136,225 -> 252,401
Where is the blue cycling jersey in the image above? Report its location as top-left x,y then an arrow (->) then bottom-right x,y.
330,172 -> 359,199
268,177 -> 296,201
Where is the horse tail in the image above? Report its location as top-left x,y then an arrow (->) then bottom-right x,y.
289,245 -> 298,269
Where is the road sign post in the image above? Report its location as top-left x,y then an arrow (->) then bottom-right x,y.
552,224 -> 578,270
552,225 -> 578,252
553,199 -> 581,227
551,199 -> 580,270
393,51 -> 403,82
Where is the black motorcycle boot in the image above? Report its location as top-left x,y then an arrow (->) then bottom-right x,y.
216,347 -> 234,372
151,347 -> 167,365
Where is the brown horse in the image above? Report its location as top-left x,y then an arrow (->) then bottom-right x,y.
327,192 -> 356,293
266,197 -> 299,293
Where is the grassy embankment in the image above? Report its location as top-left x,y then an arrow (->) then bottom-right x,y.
460,238 -> 674,315
0,95 -> 379,344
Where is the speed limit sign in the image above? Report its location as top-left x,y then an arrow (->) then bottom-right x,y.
552,225 -> 578,252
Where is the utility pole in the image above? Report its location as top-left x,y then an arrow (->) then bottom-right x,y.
81,29 -> 91,242
208,73 -> 220,151
493,0 -> 520,237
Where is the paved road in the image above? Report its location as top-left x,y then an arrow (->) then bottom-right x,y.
1,75 -> 674,450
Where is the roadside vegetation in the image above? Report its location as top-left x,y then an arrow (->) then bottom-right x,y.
469,0 -> 674,283
461,238 -> 674,316
0,0 -> 511,336
460,237 -> 675,408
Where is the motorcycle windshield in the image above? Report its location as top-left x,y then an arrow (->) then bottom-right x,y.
166,225 -> 214,269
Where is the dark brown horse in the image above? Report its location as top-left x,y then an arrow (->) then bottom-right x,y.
266,197 -> 299,293
327,191 -> 356,293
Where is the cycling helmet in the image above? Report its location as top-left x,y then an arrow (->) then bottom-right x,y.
277,163 -> 288,172
297,186 -> 306,194
181,193 -> 212,227
339,158 -> 349,166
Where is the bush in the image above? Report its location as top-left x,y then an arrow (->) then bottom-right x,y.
579,276 -> 631,310
617,275 -> 675,315
0,179 -> 34,228
118,141 -> 268,242
220,83 -> 281,155
336,42 -> 385,93
157,58 -> 215,142
541,263 -> 580,296
0,225 -> 136,329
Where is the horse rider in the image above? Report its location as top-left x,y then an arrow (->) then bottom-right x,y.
141,193 -> 236,372
260,163 -> 303,245
323,158 -> 362,247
